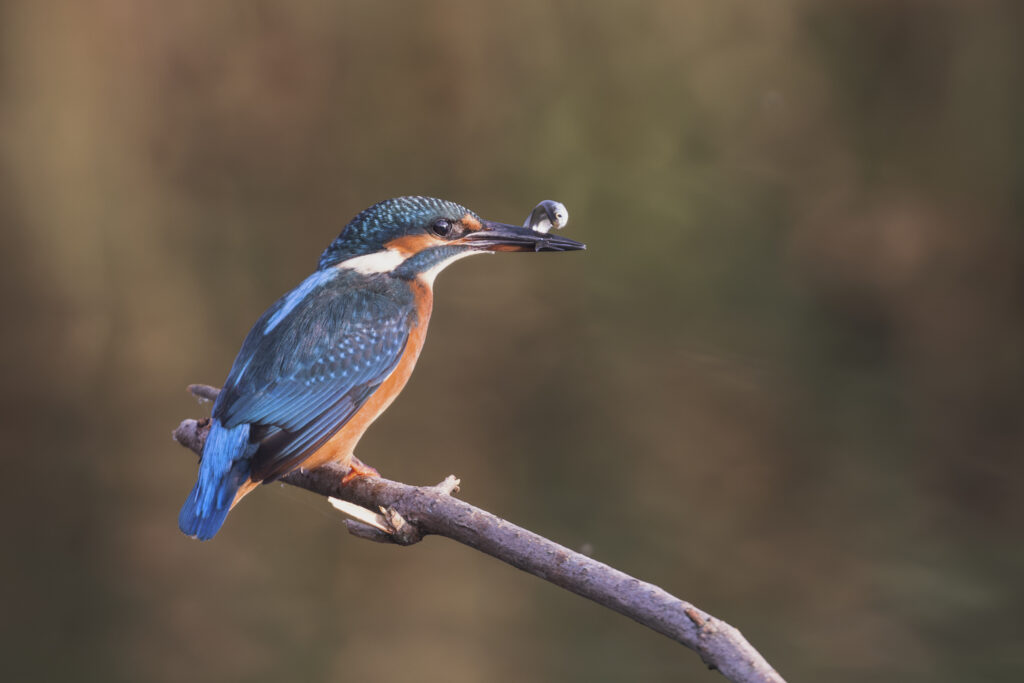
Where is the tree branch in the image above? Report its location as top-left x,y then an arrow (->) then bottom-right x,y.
173,389 -> 786,683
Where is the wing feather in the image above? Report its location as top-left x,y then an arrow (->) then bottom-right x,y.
212,274 -> 414,482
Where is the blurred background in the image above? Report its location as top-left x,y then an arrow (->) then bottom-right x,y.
2,1 -> 1022,681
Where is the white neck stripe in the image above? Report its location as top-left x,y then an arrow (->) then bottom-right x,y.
418,250 -> 480,287
336,248 -> 407,275
337,247 -> 483,284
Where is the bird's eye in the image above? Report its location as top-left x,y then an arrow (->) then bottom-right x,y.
431,219 -> 453,237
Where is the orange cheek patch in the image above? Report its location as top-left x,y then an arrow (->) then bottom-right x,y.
461,214 -> 482,232
385,234 -> 442,256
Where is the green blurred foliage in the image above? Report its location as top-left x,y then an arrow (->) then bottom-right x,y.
1,1 -> 1022,681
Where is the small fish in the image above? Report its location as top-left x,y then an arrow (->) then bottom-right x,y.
524,200 -> 569,234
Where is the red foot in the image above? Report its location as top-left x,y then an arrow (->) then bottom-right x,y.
341,456 -> 381,485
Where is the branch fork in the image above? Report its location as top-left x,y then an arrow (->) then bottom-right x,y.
328,475 -> 460,545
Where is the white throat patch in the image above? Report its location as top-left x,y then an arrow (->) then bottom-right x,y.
336,248 -> 407,275
336,246 -> 481,287
418,250 -> 480,287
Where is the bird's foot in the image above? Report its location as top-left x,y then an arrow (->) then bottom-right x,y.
341,456 -> 380,486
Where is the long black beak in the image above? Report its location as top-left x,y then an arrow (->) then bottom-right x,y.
463,221 -> 586,252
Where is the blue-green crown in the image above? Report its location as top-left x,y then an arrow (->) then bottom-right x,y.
318,196 -> 477,269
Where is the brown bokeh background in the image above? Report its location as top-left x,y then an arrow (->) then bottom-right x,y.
3,2 -> 1022,681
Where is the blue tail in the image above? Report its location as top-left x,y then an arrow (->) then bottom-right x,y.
179,419 -> 253,540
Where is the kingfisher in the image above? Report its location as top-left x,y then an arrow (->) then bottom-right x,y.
179,196 -> 585,540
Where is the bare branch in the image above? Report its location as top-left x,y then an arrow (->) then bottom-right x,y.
173,398 -> 786,683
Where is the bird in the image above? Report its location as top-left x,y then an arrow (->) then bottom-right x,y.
179,196 -> 585,540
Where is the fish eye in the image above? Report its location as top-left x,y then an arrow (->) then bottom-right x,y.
431,218 -> 453,237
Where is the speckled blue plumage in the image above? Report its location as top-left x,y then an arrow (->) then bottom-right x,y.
218,269 -> 417,482
318,196 -> 476,268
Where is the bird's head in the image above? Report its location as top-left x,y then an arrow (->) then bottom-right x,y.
318,196 -> 584,282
